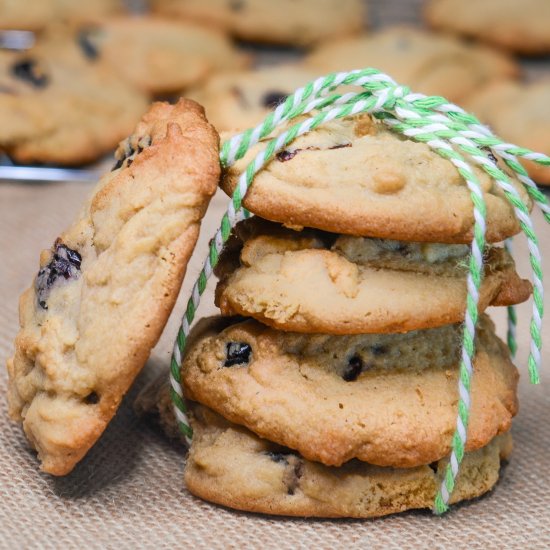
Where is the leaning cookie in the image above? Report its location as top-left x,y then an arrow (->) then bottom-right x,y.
466,80 -> 550,186
152,0 -> 365,47
215,218 -> 531,334
6,99 -> 220,475
39,18 -> 249,95
187,65 -> 321,131
425,0 -> 550,55
185,405 -> 512,518
181,315 -> 517,468
306,27 -> 519,103
221,113 -> 530,244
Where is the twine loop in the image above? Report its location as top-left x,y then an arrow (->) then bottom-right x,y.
170,69 -> 550,515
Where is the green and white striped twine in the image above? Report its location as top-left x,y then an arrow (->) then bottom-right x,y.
169,68 -> 550,514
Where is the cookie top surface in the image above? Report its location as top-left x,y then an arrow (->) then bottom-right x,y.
40,18 -> 249,95
184,404 -> 511,518
467,80 -> 550,185
221,113 -> 529,243
0,45 -> 148,165
6,99 -> 220,475
188,64 -> 321,132
0,0 -> 122,31
425,0 -> 550,55
306,27 -> 519,103
214,218 -> 531,334
181,315 -> 518,468
152,0 -> 365,46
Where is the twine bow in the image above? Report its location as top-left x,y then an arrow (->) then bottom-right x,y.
169,68 -> 550,514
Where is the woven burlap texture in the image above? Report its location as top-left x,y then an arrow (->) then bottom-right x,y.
1,181 -> 549,549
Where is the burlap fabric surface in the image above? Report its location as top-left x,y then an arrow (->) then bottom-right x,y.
0,182 -> 549,549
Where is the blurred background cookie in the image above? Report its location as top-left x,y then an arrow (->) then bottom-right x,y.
38,17 -> 249,95
222,113 -> 529,243
0,0 -> 123,31
425,0 -> 550,55
0,46 -> 147,165
306,26 -> 519,103
187,64 -> 319,131
151,0 -> 366,46
467,80 -> 550,185
214,218 -> 530,334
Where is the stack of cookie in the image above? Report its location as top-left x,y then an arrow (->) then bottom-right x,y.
138,112 -> 532,517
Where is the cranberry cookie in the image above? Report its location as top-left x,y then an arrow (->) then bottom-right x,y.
221,113 -> 529,244
214,218 -> 530,334
180,315 -> 517,468
185,406 -> 511,518
0,0 -> 122,31
135,389 -> 512,519
6,99 -> 220,475
425,0 -> 550,55
306,27 -> 519,103
41,18 -> 249,95
152,0 -> 365,47
187,65 -> 320,131
0,46 -> 147,165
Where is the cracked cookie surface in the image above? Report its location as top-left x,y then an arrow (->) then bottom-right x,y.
215,218 -> 531,334
221,113 -> 529,243
180,315 -> 518,468
6,99 -> 220,475
185,405 -> 511,518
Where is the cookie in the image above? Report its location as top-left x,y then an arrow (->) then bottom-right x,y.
0,0 -> 122,31
214,218 -> 531,334
0,46 -> 148,165
180,315 -> 518,468
187,65 -> 321,131
6,99 -> 220,475
152,0 -> 365,47
40,18 -> 249,95
466,80 -> 550,186
305,27 -> 519,103
425,0 -> 550,55
185,405 -> 512,518
221,113 -> 530,244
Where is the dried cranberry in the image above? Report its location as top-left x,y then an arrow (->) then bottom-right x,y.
77,28 -> 100,60
262,91 -> 287,109
36,242 -> 82,309
84,392 -> 100,405
276,149 -> 300,162
224,342 -> 252,367
266,451 -> 292,464
11,59 -> 48,88
482,147 -> 498,165
342,354 -> 363,381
